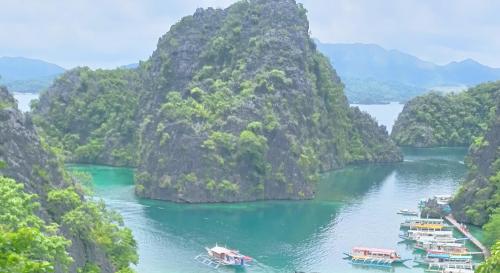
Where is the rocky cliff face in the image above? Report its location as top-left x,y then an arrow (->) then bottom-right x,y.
392,82 -> 499,147
451,93 -> 500,225
134,0 -> 402,202
0,86 -> 115,272
33,0 -> 402,204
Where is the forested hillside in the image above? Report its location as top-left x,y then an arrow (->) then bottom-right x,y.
33,68 -> 141,166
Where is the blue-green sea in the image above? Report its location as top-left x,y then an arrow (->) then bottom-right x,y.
67,104 -> 480,273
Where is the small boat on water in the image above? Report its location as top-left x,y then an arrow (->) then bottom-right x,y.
397,209 -> 419,216
194,244 -> 252,268
344,247 -> 410,267
435,195 -> 452,205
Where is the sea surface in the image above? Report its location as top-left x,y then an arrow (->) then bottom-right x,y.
66,104 -> 479,273
12,92 -> 38,112
351,102 -> 404,133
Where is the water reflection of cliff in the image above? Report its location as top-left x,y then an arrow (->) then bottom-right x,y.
395,159 -> 467,188
401,147 -> 467,162
318,164 -> 395,202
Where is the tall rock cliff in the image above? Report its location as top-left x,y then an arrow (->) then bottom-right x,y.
0,86 -> 136,272
134,0 -> 401,202
33,0 -> 402,203
451,92 -> 500,226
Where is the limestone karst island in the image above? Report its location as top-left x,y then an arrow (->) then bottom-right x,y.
0,1 -> 499,273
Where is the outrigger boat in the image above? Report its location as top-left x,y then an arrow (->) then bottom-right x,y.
415,241 -> 468,254
438,268 -> 474,273
400,218 -> 445,229
412,223 -> 451,231
397,209 -> 419,216
400,230 -> 453,241
343,247 -> 410,267
194,244 -> 252,269
414,254 -> 473,268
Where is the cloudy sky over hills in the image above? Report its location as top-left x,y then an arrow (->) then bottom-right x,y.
1,0 -> 498,68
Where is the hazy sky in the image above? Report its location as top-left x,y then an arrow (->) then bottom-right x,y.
1,0 -> 499,69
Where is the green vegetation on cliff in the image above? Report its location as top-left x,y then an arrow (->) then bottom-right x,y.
0,176 -> 72,272
32,68 -> 140,166
448,85 -> 499,249
392,82 -> 499,147
451,114 -> 500,238
1,86 -> 137,272
33,0 -> 402,203
476,241 -> 500,273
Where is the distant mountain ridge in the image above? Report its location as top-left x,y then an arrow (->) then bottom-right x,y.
0,56 -> 65,93
316,41 -> 500,103
4,43 -> 500,102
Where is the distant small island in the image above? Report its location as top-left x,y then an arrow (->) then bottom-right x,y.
391,81 -> 499,147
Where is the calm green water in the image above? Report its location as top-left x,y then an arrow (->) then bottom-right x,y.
69,147 -> 474,273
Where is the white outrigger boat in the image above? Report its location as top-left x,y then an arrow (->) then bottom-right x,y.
415,241 -> 467,254
397,209 -> 419,216
438,268 -> 474,273
416,236 -> 466,245
195,244 -> 253,268
400,218 -> 445,229
400,230 -> 454,241
414,254 -> 474,270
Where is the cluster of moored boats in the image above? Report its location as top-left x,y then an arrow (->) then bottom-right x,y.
342,206 -> 479,273
400,217 -> 477,273
194,197 -> 480,272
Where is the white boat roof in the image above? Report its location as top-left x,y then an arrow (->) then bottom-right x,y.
210,246 -> 233,254
435,195 -> 451,198
409,230 -> 452,234
425,242 -> 464,247
409,218 -> 443,221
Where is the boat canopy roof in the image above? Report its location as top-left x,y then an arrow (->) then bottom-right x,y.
435,195 -> 451,199
408,230 -> 452,235
353,247 -> 396,255
210,246 -> 241,256
405,218 -> 444,223
413,223 -> 444,229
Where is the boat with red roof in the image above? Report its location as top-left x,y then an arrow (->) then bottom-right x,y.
344,247 -> 410,267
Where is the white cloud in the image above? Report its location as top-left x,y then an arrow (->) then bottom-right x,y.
0,0 -> 499,68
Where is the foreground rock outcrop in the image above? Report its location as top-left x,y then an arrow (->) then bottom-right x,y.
451,93 -> 500,226
0,86 -> 136,272
33,0 -> 402,203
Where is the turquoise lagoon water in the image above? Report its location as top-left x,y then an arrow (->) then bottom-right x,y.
67,104 -> 480,273
69,147 -> 472,273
